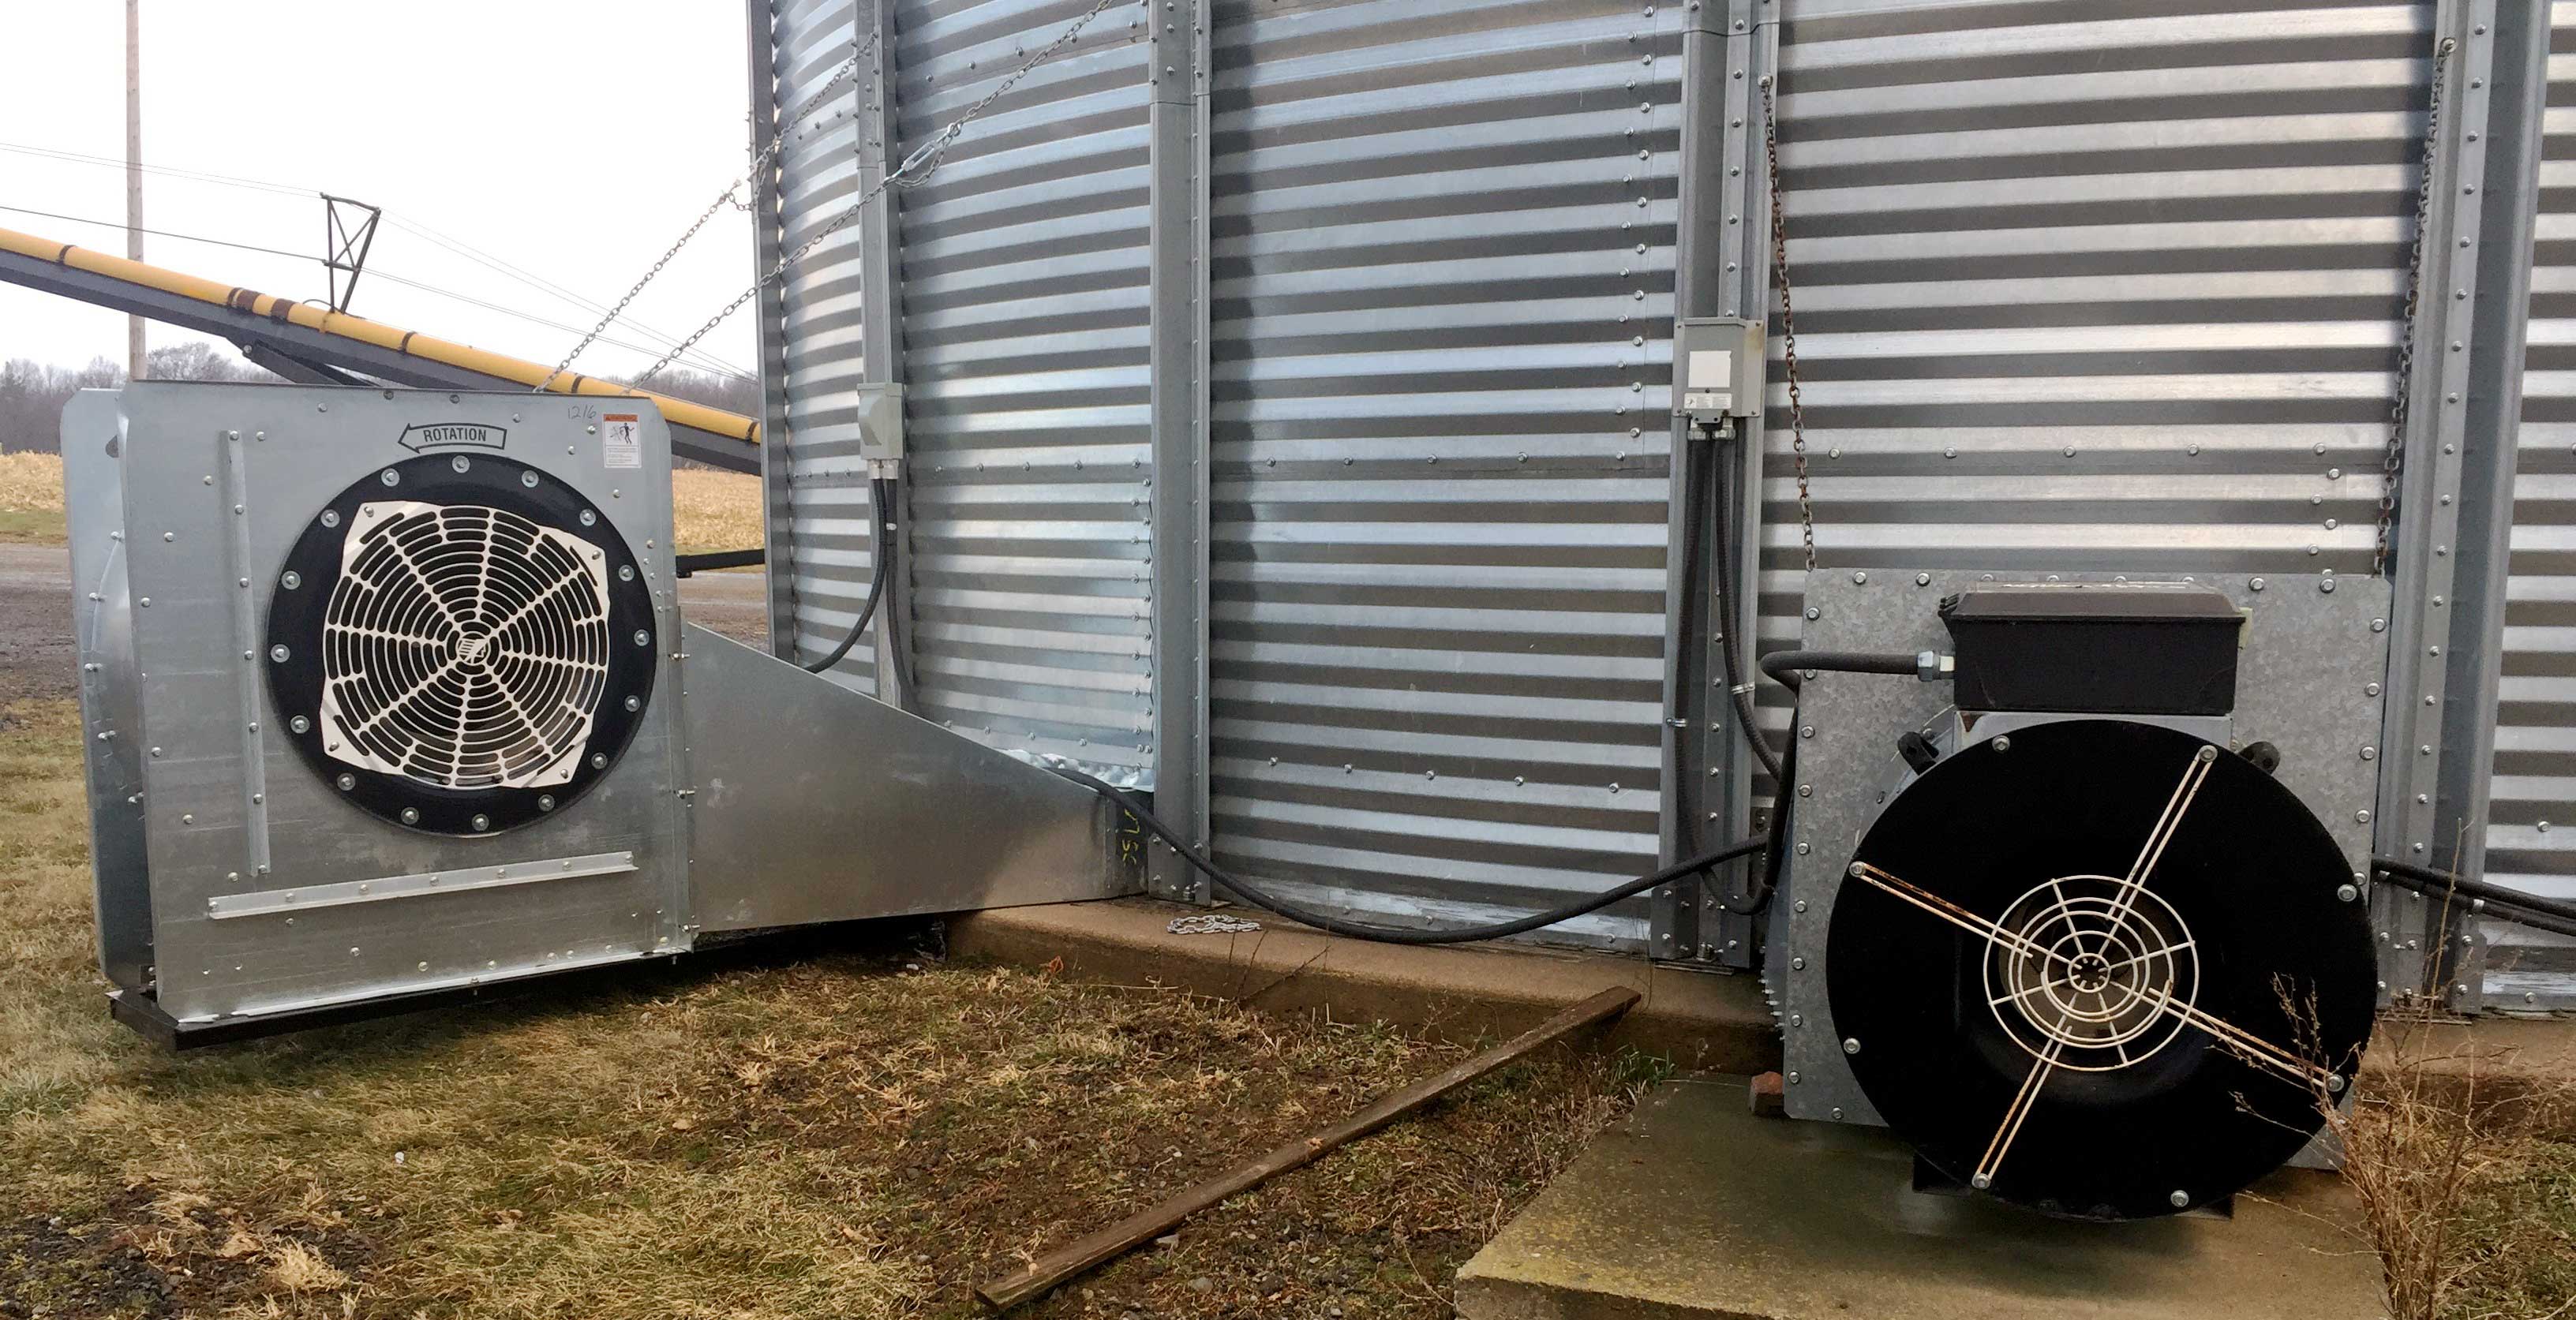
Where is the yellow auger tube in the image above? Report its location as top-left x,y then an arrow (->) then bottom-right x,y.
0,223 -> 760,447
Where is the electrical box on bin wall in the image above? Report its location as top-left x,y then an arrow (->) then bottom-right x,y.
1675,318 -> 1765,430
856,384 -> 904,477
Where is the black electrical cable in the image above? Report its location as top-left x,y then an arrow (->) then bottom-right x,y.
2372,856 -> 2576,938
1049,765 -> 1769,945
1758,649 -> 1921,691
803,477 -> 894,675
1705,444 -> 1785,783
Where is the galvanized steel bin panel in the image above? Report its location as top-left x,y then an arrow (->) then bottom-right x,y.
1760,2 -> 2436,705
766,0 -> 888,694
1201,0 -> 1685,949
2488,10 -> 2576,1008
893,0 -> 1159,783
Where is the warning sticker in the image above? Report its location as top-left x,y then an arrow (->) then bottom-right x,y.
602,413 -> 642,469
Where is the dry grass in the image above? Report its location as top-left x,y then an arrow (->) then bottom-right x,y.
0,697 -> 1647,1319
0,454 -> 758,554
672,468 -> 762,557
2273,978 -> 2576,1320
0,451 -> 63,514
0,451 -> 66,544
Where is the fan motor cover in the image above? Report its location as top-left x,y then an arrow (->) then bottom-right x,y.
264,453 -> 660,836
1825,718 -> 2376,1220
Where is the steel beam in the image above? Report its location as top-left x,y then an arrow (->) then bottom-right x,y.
1654,0 -> 1773,967
1144,0 -> 1211,900
744,0 -> 800,656
2425,0 -> 2551,1012
856,0 -> 914,709
2372,0 -> 2506,1009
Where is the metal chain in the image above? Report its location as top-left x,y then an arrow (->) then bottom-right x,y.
532,31 -> 880,392
2377,33 -> 2458,579
620,0 -> 1123,387
1760,75 -> 1816,570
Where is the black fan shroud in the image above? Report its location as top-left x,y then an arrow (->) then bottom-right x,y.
1826,719 -> 2376,1221
264,454 -> 658,836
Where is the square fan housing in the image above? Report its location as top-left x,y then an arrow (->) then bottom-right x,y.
65,383 -> 691,1032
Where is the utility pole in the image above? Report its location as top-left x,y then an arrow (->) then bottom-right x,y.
125,0 -> 145,380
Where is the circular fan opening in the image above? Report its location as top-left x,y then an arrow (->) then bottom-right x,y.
265,454 -> 657,836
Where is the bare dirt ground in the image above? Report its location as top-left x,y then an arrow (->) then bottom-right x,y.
0,544 -> 74,709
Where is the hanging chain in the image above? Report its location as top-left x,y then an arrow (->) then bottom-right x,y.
616,0 -> 1122,387
2377,33 -> 2458,578
531,31 -> 881,392
1761,75 -> 1815,571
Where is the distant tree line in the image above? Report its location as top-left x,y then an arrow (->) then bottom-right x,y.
0,342 -> 280,453
0,348 -> 758,457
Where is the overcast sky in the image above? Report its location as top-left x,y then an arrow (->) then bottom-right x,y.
0,2 -> 761,383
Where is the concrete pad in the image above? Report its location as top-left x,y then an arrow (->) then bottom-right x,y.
1456,1075 -> 2379,1320
948,897 -> 1780,1074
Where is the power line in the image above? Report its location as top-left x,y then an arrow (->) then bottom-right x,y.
0,203 -> 752,382
0,139 -> 750,376
0,139 -> 312,197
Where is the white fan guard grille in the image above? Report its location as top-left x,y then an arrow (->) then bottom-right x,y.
317,500 -> 612,790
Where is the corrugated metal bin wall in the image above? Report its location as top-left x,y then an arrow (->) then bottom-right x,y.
1759,1 -> 2436,717
768,0 -> 889,695
893,0 -> 1160,783
1203,0 -> 1685,949
751,0 -> 2574,991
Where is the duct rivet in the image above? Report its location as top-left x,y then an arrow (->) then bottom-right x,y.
336,773 -> 356,791
2169,1190 -> 2190,1209
401,808 -> 420,825
2356,810 -> 2372,825
1915,572 -> 1931,586
1852,570 -> 1867,585
2327,1073 -> 2346,1094
522,471 -> 540,488
1794,899 -> 1808,913
270,644 -> 290,662
321,510 -> 340,528
181,813 -> 193,825
138,597 -> 151,608
2365,682 -> 2382,697
1799,725 -> 1814,739
2321,579 -> 2335,593
2337,884 -> 2360,903
625,696 -> 642,712
591,752 -> 609,768
2360,746 -> 2377,761
1841,1038 -> 1861,1055
1848,862 -> 1866,878
380,469 -> 400,487
619,564 -> 635,581
1804,607 -> 1820,620
1991,735 -> 2012,753
290,715 -> 310,733
1787,1071 -> 1799,1083
634,630 -> 650,646
1971,1174 -> 1992,1190
587,424 -> 598,435
2249,578 -> 2266,592
1795,842 -> 1810,854
540,795 -> 558,811
1789,1013 -> 1803,1027
471,814 -> 491,832
581,509 -> 597,526
451,455 -> 473,473
1791,957 -> 1806,970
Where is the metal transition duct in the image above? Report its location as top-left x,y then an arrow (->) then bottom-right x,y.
65,383 -> 1131,1045
745,0 -> 2567,1011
